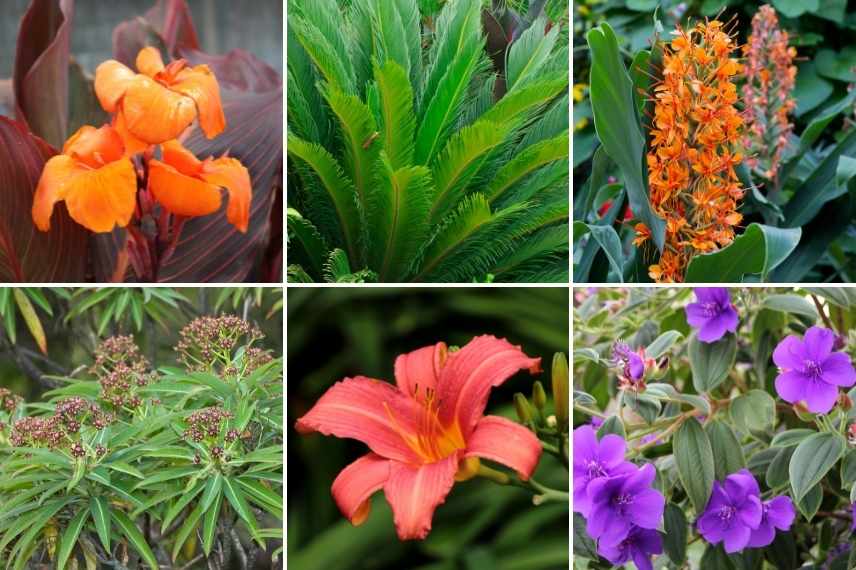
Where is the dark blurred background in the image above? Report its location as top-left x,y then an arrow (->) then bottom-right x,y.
0,0 -> 283,77
287,288 -> 569,570
0,287 -> 283,401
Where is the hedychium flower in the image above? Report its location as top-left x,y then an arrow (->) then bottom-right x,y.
741,4 -> 796,188
295,335 -> 545,540
635,19 -> 745,283
773,326 -> 856,414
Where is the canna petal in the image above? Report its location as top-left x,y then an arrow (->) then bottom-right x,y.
32,155 -> 87,231
171,65 -> 226,139
383,454 -> 458,540
136,46 -> 166,77
148,159 -> 222,217
200,157 -> 252,233
161,139 -> 203,176
464,415 -> 542,479
122,75 -> 197,144
437,335 -> 541,438
394,342 -> 447,399
295,376 -> 423,464
112,109 -> 152,156
62,125 -> 125,167
63,159 -> 138,233
331,453 -> 390,526
94,60 -> 137,113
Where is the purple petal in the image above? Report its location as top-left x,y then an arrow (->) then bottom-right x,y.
705,482 -> 729,511
724,470 -> 760,504
697,511 -> 726,543
633,527 -> 663,555
597,516 -> 633,547
766,496 -> 795,530
573,485 -> 591,516
821,352 -> 856,387
722,523 -> 751,553
573,425 -> 598,463
598,434 -> 628,468
685,303 -> 711,328
804,326 -> 835,361
630,489 -> 665,529
803,379 -> 839,414
698,316 -> 730,343
738,495 -> 763,529
746,520 -> 775,548
775,370 -> 807,405
631,549 -> 654,570
628,353 -> 645,379
623,463 -> 656,493
596,541 -> 628,566
773,336 -> 807,370
694,287 -> 727,304
720,305 -> 739,333
585,501 -> 610,539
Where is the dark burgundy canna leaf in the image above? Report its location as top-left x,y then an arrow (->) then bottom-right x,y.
0,117 -> 87,282
13,0 -> 74,148
112,0 -> 200,66
180,49 -> 282,93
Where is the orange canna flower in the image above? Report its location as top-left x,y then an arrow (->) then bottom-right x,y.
643,19 -> 744,282
95,47 -> 225,152
32,125 -> 137,233
148,140 -> 252,233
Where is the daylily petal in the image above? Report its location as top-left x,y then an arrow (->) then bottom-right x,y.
63,159 -> 138,233
94,60 -> 137,113
437,335 -> 541,438
136,46 -> 166,77
331,453 -> 390,526
172,65 -> 226,139
32,155 -> 87,231
148,159 -> 222,217
122,75 -> 197,144
464,415 -> 541,479
394,342 -> 447,399
112,109 -> 151,156
200,157 -> 252,233
295,376 -> 423,464
383,454 -> 458,540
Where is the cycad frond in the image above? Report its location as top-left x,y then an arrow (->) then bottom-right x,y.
287,133 -> 362,264
346,0 -> 376,96
487,130 -> 569,203
287,26 -> 327,144
323,249 -> 378,283
506,16 -> 560,92
515,93 -> 569,152
479,75 -> 568,126
430,121 -> 511,221
287,207 -> 330,278
373,59 -> 416,169
289,14 -> 355,94
367,154 -> 434,281
492,223 -> 570,278
287,264 -> 315,283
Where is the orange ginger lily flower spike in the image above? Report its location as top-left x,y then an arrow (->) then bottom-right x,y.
32,124 -> 137,233
148,139 -> 251,233
94,47 -> 226,154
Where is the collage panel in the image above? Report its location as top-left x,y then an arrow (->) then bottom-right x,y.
286,0 -> 571,284
0,0 -> 283,284
572,0 -> 856,283
0,286 -> 284,568
573,287 -> 856,568
287,287 -> 570,569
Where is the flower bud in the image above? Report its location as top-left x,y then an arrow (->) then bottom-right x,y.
514,393 -> 532,424
551,353 -> 568,427
793,401 -> 814,422
840,392 -> 853,412
532,381 -> 547,411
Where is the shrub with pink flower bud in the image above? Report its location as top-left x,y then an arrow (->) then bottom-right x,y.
176,315 -> 265,377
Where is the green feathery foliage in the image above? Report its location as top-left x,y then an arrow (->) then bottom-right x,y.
287,0 -> 570,282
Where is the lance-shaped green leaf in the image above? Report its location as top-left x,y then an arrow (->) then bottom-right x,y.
673,417 -> 715,513
789,432 -> 845,502
112,510 -> 159,570
57,508 -> 88,570
90,497 -> 111,552
224,477 -> 263,545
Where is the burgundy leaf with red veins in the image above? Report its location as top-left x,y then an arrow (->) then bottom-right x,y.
112,0 -> 200,66
0,117 -> 87,282
13,0 -> 74,148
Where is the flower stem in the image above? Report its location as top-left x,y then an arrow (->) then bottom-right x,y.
475,464 -> 569,505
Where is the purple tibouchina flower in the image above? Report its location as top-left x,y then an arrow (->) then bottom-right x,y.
697,469 -> 763,553
572,425 -> 635,516
852,503 -> 856,532
597,525 -> 663,570
686,288 -> 739,343
613,341 -> 645,381
585,463 -> 666,547
747,496 -> 795,548
773,326 -> 856,414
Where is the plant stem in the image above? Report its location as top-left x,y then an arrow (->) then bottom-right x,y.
573,403 -> 607,419
476,464 -> 569,504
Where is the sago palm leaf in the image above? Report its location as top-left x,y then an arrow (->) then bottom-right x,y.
505,16 -> 560,92
287,208 -> 329,278
487,130 -> 569,203
373,59 -> 416,169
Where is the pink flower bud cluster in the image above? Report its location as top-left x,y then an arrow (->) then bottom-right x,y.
176,315 -> 263,373
184,406 -> 233,443
741,4 -> 797,181
0,388 -> 22,413
10,397 -> 113,454
91,336 -> 153,409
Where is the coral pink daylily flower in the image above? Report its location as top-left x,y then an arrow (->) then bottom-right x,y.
295,335 -> 543,540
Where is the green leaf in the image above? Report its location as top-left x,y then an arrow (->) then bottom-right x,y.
766,446 -> 796,489
662,504 -> 688,565
90,497 -> 111,552
13,289 -> 46,354
171,501 -> 205,562
487,130 -> 568,205
796,482 -> 823,521
789,431 -> 846,502
804,287 -> 856,308
705,419 -> 746,481
582,224 -> 624,282
730,390 -> 775,433
771,429 -> 815,447
57,508 -> 88,570
202,492 -> 223,557
772,0 -> 818,17
646,330 -> 684,359
689,333 -> 737,393
200,474 -> 224,513
587,22 -> 665,251
373,58 -> 416,169
223,477 -> 262,545
287,208 -> 329,277
761,294 -> 818,321
112,510 -> 159,569
685,223 -> 801,282
673,417 -> 715,514
506,16 -> 559,91
596,415 -> 625,439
